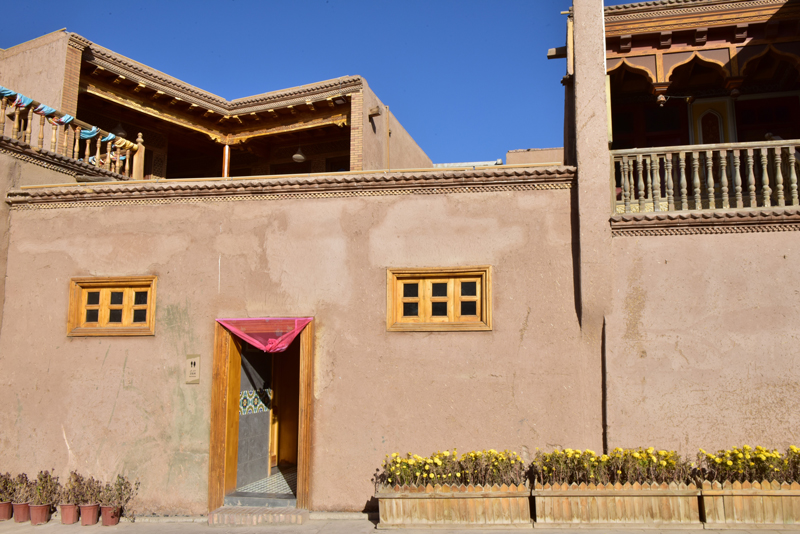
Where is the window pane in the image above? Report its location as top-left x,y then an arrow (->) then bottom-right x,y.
431,302 -> 448,316
403,302 -> 418,317
403,283 -> 418,298
134,291 -> 148,305
85,309 -> 99,323
461,282 -> 477,297
461,301 -> 477,316
86,291 -> 100,305
431,283 -> 448,297
109,309 -> 122,323
110,292 -> 124,305
133,309 -> 147,323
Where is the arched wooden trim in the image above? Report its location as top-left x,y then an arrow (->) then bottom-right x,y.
607,57 -> 657,84
666,51 -> 730,82
697,109 -> 724,144
739,44 -> 800,76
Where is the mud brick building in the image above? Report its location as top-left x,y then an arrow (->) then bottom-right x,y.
0,0 -> 798,517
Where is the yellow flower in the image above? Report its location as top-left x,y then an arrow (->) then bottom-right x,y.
658,450 -> 667,456
715,458 -> 722,464
415,471 -> 420,476
646,447 -> 655,454
443,451 -> 450,457
392,453 -> 399,457
388,478 -> 392,482
456,473 -> 461,477
727,461 -> 733,466
633,453 -> 641,459
660,461 -> 667,466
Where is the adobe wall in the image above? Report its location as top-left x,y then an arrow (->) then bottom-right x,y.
606,233 -> 800,454
506,148 -> 564,166
0,153 -> 77,339
0,179 -> 589,514
361,83 -> 431,171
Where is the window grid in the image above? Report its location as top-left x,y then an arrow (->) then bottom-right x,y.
68,277 -> 157,336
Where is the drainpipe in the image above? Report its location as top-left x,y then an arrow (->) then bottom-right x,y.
386,105 -> 390,170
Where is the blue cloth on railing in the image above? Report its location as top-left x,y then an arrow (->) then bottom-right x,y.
52,114 -> 74,125
0,86 -> 15,98
12,94 -> 32,108
33,104 -> 56,116
100,133 -> 116,143
80,126 -> 100,139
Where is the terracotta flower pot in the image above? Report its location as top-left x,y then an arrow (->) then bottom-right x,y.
29,504 -> 52,526
0,502 -> 11,521
100,506 -> 120,526
60,504 -> 80,525
12,502 -> 30,523
80,504 -> 99,526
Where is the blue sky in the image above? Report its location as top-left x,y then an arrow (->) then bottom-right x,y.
2,1 -> 630,164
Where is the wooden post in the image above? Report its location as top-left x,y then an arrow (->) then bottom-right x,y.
25,107 -> 33,145
73,126 -> 81,159
747,149 -> 757,207
95,136 -> 102,166
679,152 -> 687,210
132,133 -> 145,180
720,150 -> 729,209
125,149 -> 131,177
789,147 -> 798,206
705,150 -> 715,209
84,132 -> 92,162
733,150 -> 743,208
222,144 -> 231,178
636,155 -> 645,211
36,114 -> 45,152
692,151 -> 701,209
622,157 -> 631,213
50,119 -> 58,153
0,97 -> 6,135
775,147 -> 785,206
761,149 -> 771,207
666,153 -> 674,211
11,107 -> 20,139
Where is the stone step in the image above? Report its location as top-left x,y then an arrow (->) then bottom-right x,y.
224,491 -> 296,508
208,506 -> 308,527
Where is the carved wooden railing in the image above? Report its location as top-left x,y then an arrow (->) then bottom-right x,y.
611,140 -> 800,214
0,90 -> 144,180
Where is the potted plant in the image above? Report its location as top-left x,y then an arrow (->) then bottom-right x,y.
11,473 -> 34,523
79,477 -> 101,526
30,470 -> 60,525
375,449 -> 531,528
99,474 -> 139,526
699,445 -> 800,527
59,471 -> 83,525
0,473 -> 12,521
531,447 -> 700,527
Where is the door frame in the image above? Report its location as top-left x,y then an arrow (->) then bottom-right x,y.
208,318 -> 314,511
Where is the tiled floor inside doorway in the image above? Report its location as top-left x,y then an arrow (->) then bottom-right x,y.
237,465 -> 297,496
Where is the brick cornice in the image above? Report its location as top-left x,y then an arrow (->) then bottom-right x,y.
6,166 -> 575,207
610,207 -> 800,236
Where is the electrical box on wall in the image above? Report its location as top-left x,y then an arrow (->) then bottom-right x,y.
186,354 -> 200,384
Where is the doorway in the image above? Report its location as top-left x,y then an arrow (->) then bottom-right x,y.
208,319 -> 314,511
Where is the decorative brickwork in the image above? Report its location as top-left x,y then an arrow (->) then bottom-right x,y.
61,39 -> 84,154
610,208 -> 800,236
349,91 -> 363,171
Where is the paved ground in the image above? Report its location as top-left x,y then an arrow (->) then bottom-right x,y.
2,517 -> 800,534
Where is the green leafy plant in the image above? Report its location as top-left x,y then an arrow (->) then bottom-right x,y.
31,470 -> 61,506
12,474 -> 34,503
378,449 -> 527,488
81,477 -> 102,505
60,471 -> 84,505
0,473 -> 13,502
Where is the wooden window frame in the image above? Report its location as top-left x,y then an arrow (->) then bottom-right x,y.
67,276 -> 157,336
386,266 -> 492,332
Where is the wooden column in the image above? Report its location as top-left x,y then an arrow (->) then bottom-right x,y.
222,145 -> 231,178
132,133 -> 146,180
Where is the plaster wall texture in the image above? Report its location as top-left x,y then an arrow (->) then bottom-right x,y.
569,0 -> 611,450
606,233 -> 800,454
0,185 -> 588,514
507,148 -> 564,166
0,31 -> 69,153
0,154 -> 74,340
360,84 -> 431,171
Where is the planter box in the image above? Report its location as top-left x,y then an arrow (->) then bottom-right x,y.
377,483 -> 532,529
702,480 -> 800,529
533,481 -> 700,528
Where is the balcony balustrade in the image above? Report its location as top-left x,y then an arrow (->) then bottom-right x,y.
0,86 -> 144,180
611,140 -> 800,215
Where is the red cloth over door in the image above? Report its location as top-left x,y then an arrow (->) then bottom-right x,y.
216,317 -> 312,352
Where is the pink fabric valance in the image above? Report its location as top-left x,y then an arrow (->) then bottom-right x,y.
217,317 -> 312,353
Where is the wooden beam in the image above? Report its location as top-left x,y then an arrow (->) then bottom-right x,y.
693,27 -> 708,46
168,97 -> 182,106
297,320 -> 315,509
133,83 -> 146,93
659,31 -> 672,49
306,100 -> 315,111
232,115 -> 243,124
288,105 -> 297,115
268,109 -> 279,119
326,97 -> 335,107
151,91 -> 165,101
187,104 -> 199,113
91,66 -> 106,77
203,109 -> 215,118
249,112 -> 261,121
112,75 -> 126,85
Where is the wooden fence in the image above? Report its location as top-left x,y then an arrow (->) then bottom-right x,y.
702,479 -> 800,528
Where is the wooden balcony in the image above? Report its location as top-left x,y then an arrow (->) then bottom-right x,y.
611,140 -> 800,215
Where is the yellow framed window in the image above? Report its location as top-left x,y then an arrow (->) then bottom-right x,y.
67,276 -> 157,336
387,266 -> 491,331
